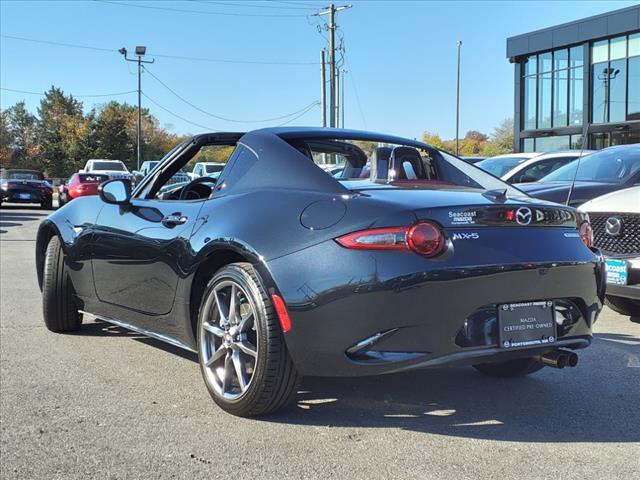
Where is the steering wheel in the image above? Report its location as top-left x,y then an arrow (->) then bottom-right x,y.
179,176 -> 218,200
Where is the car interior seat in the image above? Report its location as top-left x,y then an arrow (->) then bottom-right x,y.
370,147 -> 392,180
390,146 -> 427,180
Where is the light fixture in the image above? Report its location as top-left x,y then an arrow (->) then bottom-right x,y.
135,46 -> 147,55
118,47 -> 127,56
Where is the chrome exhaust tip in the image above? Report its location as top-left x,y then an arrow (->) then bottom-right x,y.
537,349 -> 578,369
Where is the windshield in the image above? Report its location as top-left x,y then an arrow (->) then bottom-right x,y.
476,156 -> 529,177
93,161 -> 126,171
6,170 -> 44,181
540,146 -> 640,183
146,162 -> 159,171
205,164 -> 225,174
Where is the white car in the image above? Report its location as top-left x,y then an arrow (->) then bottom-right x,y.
502,150 -> 594,184
476,153 -> 539,178
581,186 -> 640,318
81,159 -> 132,181
189,162 -> 226,180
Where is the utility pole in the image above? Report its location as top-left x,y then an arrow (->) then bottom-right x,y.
119,46 -> 154,171
455,40 -> 462,157
335,68 -> 340,128
314,4 -> 351,128
320,50 -> 327,127
341,69 -> 346,128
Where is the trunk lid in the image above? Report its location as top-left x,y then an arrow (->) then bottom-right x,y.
350,184 -> 583,229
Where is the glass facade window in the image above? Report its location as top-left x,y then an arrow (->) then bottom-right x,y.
630,33 -> 640,57
610,36 -> 626,60
591,34 -> 639,124
538,72 -> 552,128
523,76 -> 537,130
521,46 -> 583,131
569,67 -> 583,125
609,59 -> 626,122
592,40 -> 608,63
629,56 -> 640,120
520,134 -> 583,152
553,68 -> 568,126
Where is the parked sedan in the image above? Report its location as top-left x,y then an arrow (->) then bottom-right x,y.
36,127 -> 604,417
517,144 -> 640,206
580,187 -> 640,318
0,169 -> 53,209
501,150 -> 593,184
58,173 -> 110,207
476,153 -> 539,177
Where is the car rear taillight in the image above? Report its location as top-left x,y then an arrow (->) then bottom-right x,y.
579,220 -> 593,249
336,221 -> 446,258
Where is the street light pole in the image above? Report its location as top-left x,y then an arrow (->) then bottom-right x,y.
119,46 -> 154,171
455,40 -> 462,157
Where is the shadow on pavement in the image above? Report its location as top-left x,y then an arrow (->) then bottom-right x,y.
74,318 -> 639,443
0,208 -> 50,232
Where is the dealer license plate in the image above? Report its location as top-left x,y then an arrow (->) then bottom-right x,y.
605,259 -> 627,285
498,301 -> 556,349
18,193 -> 31,200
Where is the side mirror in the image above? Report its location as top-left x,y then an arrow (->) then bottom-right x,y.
99,179 -> 131,205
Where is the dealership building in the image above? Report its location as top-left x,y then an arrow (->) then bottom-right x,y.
507,5 -> 640,152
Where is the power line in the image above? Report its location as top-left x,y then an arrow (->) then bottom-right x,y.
141,92 -> 220,132
95,0 -> 309,18
1,34 -> 318,65
1,87 -> 137,98
343,49 -> 367,128
277,102 -> 319,126
190,0 -> 319,11
144,67 -> 319,123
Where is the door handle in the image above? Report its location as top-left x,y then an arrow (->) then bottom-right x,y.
162,213 -> 188,228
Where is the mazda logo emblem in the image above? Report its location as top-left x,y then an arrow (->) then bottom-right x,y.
515,207 -> 532,225
605,216 -> 622,236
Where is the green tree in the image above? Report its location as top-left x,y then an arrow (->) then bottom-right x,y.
484,118 -> 514,155
4,102 -> 41,169
37,86 -> 87,177
0,110 -> 13,168
88,101 -> 137,166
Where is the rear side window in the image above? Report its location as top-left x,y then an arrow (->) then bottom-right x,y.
79,174 -> 109,183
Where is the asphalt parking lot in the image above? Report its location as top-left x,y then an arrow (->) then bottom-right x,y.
1,204 -> 639,480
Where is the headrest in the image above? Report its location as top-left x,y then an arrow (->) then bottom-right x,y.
370,147 -> 393,180
390,146 -> 425,180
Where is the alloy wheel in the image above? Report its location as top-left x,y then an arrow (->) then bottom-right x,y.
200,280 -> 259,400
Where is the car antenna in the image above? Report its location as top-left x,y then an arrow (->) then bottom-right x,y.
566,121 -> 590,206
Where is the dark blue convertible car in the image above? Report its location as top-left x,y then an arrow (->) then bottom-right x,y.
36,128 -> 605,416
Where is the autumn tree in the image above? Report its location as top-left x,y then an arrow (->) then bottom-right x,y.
37,87 -> 89,177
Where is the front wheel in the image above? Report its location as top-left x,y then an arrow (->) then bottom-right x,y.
606,295 -> 640,317
41,198 -> 53,210
42,236 -> 82,332
473,357 -> 544,377
197,263 -> 300,417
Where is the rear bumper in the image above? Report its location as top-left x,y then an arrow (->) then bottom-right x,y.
0,189 -> 50,203
267,241 -> 604,377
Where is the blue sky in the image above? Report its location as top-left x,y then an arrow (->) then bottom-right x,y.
0,0 -> 636,140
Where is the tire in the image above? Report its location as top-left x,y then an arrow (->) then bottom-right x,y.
42,236 -> 82,332
197,262 -> 300,417
41,197 -> 53,210
473,357 -> 544,377
605,295 -> 640,317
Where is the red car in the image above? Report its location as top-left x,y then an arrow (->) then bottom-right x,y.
58,173 -> 109,207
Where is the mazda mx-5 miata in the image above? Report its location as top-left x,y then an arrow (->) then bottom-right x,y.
36,128 -> 605,417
